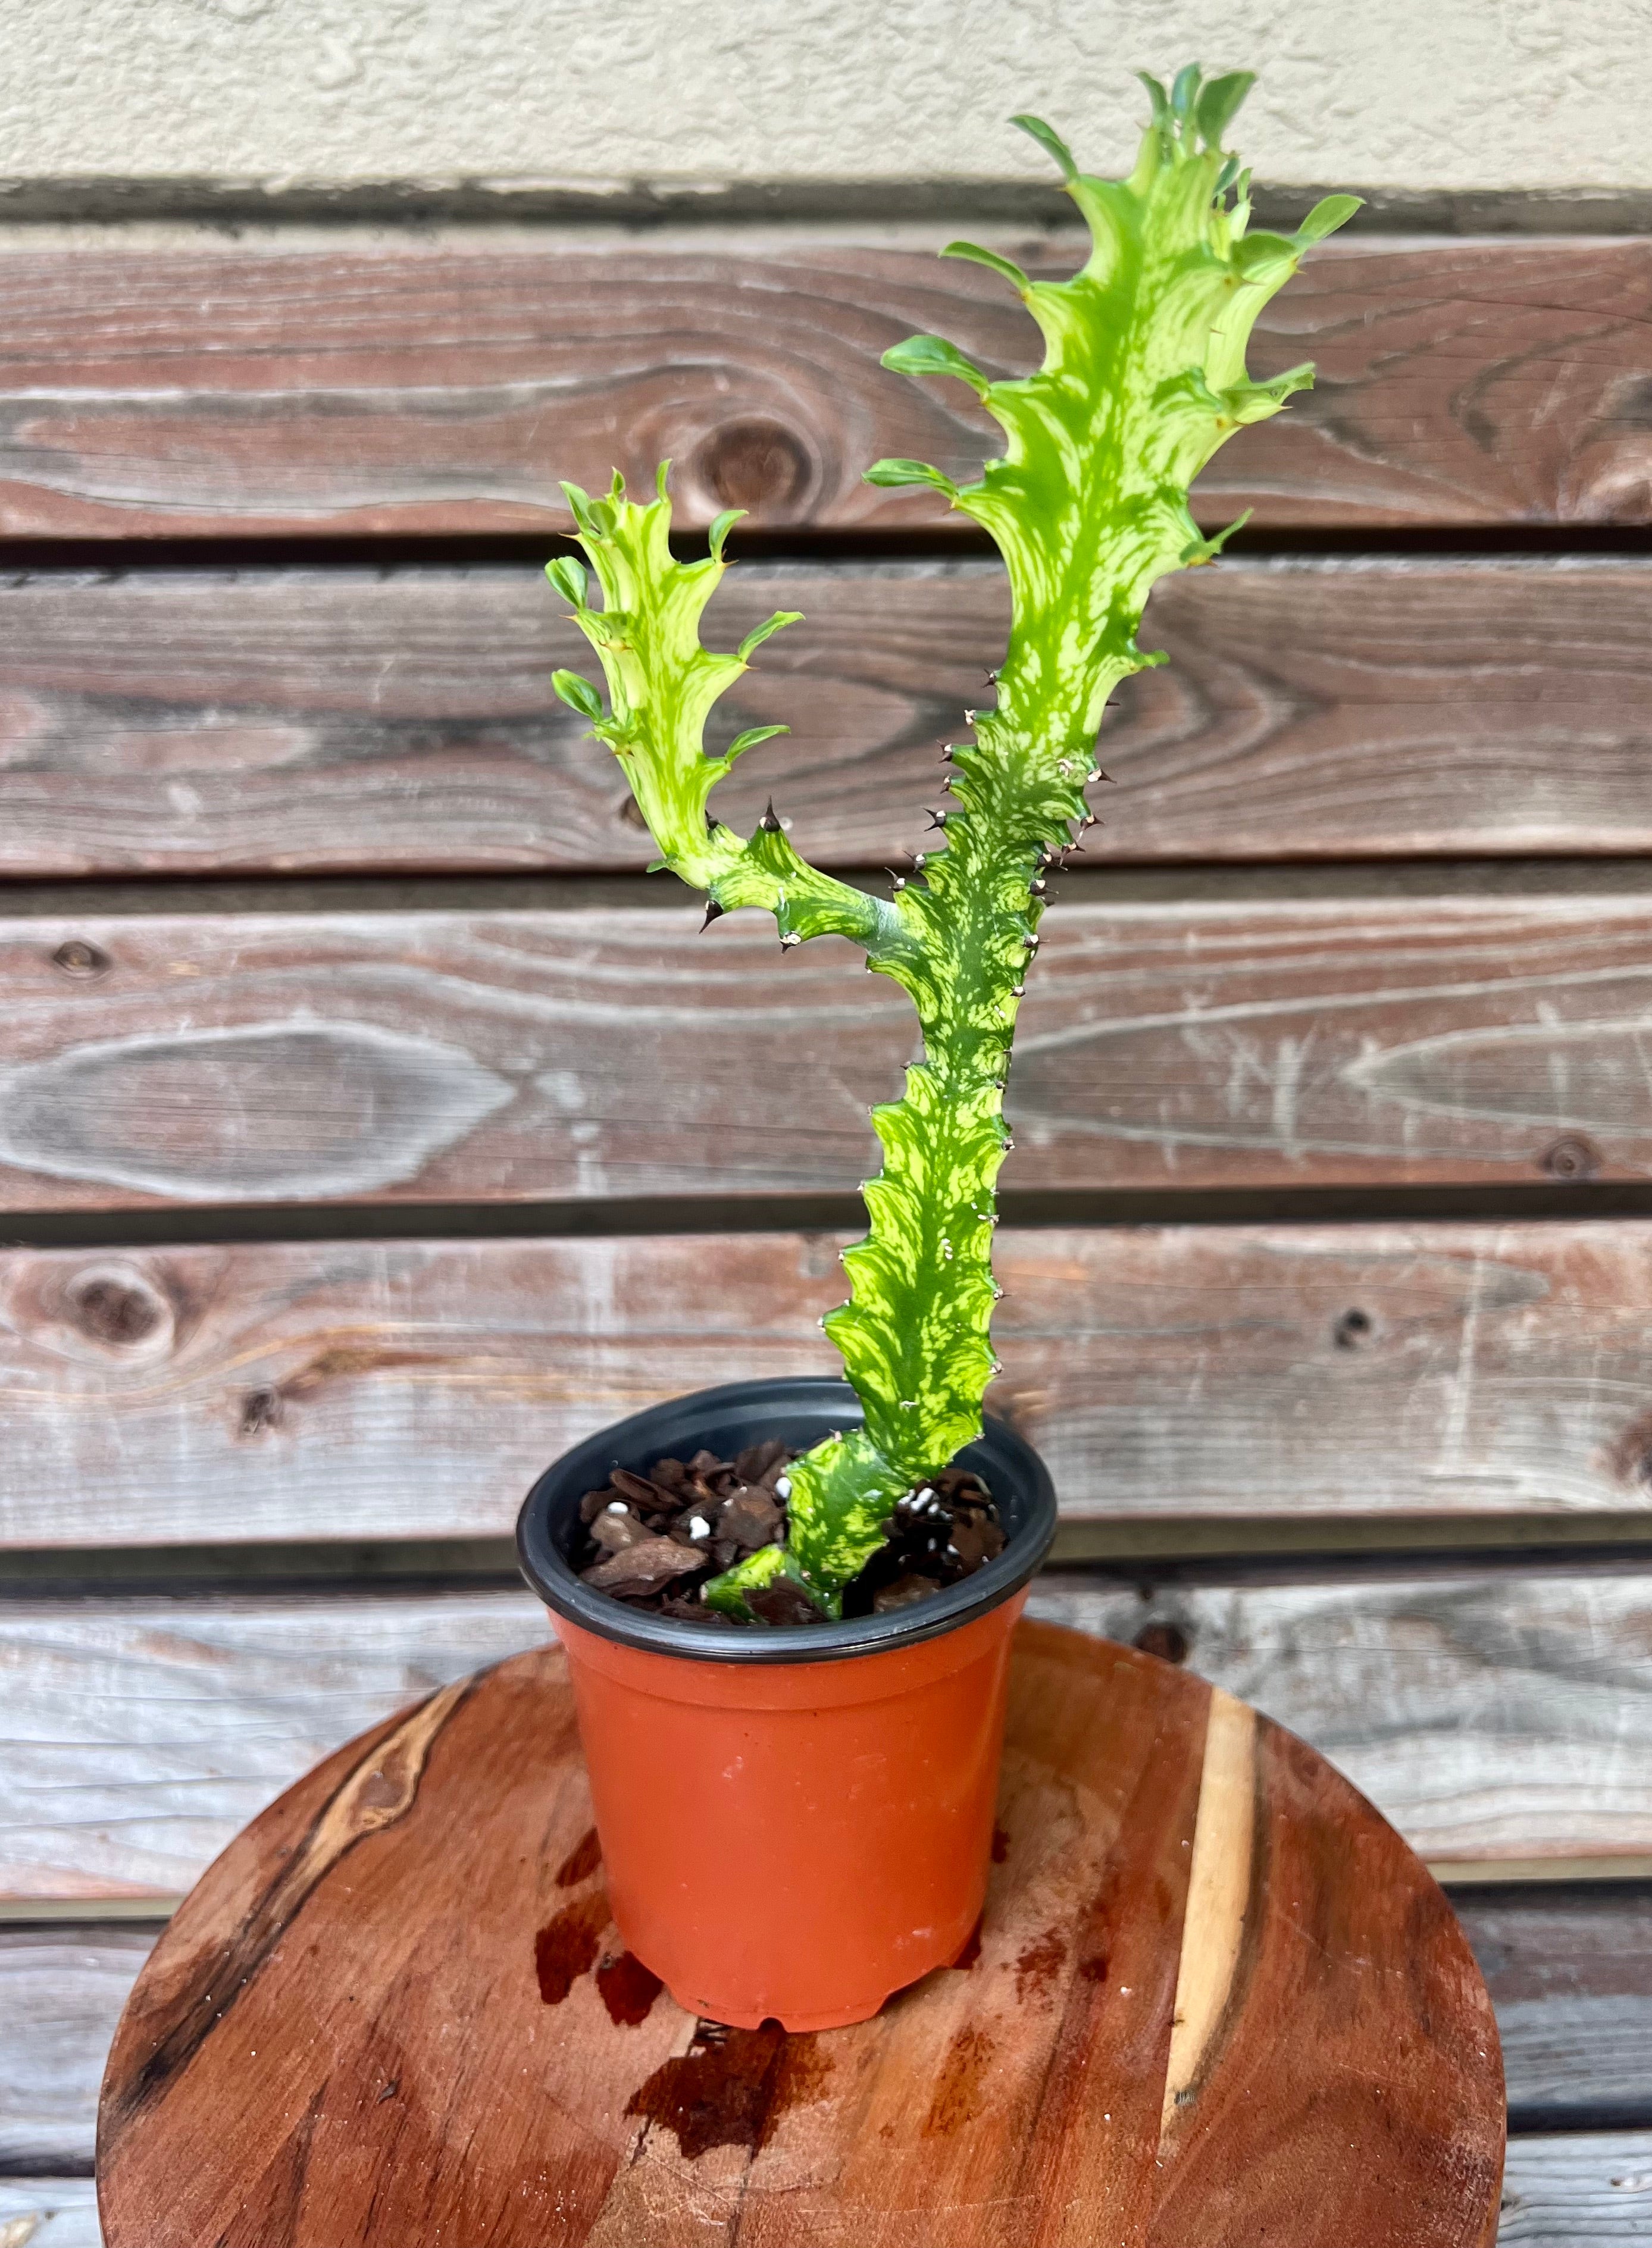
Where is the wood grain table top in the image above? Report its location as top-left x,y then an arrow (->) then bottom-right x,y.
96,1619 -> 1506,2246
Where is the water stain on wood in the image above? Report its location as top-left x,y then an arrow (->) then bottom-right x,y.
595,1950 -> 663,2028
1013,1927 -> 1068,2005
533,1893 -> 610,2007
625,2021 -> 831,2161
921,2025 -> 995,2138
554,1827 -> 602,1887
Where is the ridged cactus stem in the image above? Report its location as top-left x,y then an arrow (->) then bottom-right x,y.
546,65 -> 1357,1618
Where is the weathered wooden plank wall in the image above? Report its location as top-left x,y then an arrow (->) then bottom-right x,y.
4,560 -> 1652,875
0,236 -> 1646,536
3,1221 -> 1652,1551
5,212 -> 1652,2236
1,892 -> 1651,1207
4,1571 -> 1651,1901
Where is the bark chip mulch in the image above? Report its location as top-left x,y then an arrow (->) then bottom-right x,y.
571,1440 -> 1005,1627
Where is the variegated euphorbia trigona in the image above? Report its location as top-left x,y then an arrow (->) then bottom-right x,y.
547,68 -> 1358,1618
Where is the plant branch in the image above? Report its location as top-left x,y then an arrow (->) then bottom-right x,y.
546,70 -> 1357,1618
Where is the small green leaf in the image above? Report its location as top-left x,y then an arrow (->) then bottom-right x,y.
545,556 -> 588,607
1215,154 -> 1241,197
863,457 -> 959,494
706,508 -> 744,562
586,499 -> 617,537
551,668 -> 603,719
1232,229 -> 1297,278
1136,71 -> 1171,129
1170,62 -> 1203,120
1194,70 -> 1254,149
941,240 -> 1031,293
881,334 -> 990,397
653,459 -> 671,500
736,610 -> 803,663
1296,192 -> 1363,245
724,724 -> 789,759
1179,506 -> 1252,565
1010,112 -> 1078,183
559,480 -> 595,533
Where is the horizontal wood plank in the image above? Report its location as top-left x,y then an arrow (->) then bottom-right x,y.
0,1925 -> 152,2168
0,1591 -> 547,1898
0,2181 -> 101,2247
8,2141 -> 1649,2248
8,558 -> 1652,876
1030,1571 -> 1652,1870
11,1889 -> 1644,2171
1499,2133 -> 1652,2243
7,1220 -> 1652,1549
1,892 -> 1651,1207
1456,1886 -> 1652,2126
0,234 -> 1645,535
4,1567 -> 1651,1899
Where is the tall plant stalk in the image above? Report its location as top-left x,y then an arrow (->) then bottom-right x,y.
549,67 -> 1356,1618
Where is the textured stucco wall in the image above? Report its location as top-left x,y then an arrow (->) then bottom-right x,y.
0,0 -> 1647,191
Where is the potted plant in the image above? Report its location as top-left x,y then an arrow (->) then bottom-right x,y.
517,65 -> 1356,2032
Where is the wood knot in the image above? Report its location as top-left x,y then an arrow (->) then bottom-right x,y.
238,1385 -> 283,1438
1603,1404 -> 1652,1489
1132,1620 -> 1190,1665
694,418 -> 812,513
1332,1307 -> 1373,1350
65,1266 -> 170,1351
51,937 -> 110,979
1543,1132 -> 1601,1181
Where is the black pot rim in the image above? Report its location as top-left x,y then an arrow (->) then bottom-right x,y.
515,1375 -> 1058,1665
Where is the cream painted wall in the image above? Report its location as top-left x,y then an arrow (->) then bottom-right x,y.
0,0 -> 1646,190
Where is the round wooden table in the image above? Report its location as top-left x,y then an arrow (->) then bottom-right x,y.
98,1619 -> 1505,2246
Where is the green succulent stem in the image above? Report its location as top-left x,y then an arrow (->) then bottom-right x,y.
547,70 -> 1356,1620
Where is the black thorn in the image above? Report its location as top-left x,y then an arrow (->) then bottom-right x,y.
984,669 -> 999,684
759,799 -> 782,832
700,898 -> 725,931
925,809 -> 948,831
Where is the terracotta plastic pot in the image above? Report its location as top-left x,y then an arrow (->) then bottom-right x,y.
516,1377 -> 1057,2031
